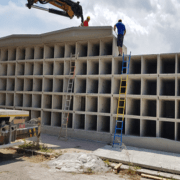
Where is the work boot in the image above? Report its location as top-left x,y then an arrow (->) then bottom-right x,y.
118,54 -> 122,56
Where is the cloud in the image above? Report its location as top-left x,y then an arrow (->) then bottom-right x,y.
0,0 -> 180,55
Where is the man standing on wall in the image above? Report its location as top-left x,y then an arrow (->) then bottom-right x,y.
114,19 -> 126,56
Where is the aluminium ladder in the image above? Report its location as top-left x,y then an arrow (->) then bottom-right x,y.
58,53 -> 76,140
113,52 -> 131,147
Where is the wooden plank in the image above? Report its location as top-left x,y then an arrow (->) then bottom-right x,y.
141,173 -> 167,180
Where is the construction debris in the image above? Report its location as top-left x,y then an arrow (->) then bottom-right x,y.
48,153 -> 111,173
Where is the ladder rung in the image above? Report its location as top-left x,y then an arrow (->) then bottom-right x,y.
115,128 -> 123,130
121,86 -> 126,88
118,106 -> 124,109
121,80 -> 127,82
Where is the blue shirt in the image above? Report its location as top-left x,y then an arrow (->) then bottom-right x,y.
116,22 -> 126,35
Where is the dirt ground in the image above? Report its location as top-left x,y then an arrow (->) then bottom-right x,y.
0,149 -> 142,180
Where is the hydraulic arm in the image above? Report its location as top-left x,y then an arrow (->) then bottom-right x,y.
26,0 -> 84,23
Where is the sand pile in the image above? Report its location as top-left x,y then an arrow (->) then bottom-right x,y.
48,153 -> 110,173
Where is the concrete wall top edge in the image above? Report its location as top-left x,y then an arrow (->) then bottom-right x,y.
0,26 -> 114,48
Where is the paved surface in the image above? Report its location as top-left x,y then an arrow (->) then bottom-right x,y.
93,144 -> 180,175
40,133 -> 107,151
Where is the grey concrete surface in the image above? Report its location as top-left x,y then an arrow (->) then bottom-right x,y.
93,145 -> 180,175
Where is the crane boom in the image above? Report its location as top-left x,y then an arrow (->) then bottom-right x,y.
26,0 -> 84,23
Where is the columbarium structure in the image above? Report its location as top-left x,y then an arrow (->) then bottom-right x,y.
0,26 -> 180,153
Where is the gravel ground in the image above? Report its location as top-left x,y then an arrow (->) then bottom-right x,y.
0,134 -> 144,180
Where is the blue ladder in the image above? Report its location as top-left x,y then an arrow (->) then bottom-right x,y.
113,52 -> 131,147
121,52 -> 131,74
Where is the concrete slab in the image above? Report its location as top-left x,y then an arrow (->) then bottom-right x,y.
0,109 -> 29,117
93,145 -> 180,175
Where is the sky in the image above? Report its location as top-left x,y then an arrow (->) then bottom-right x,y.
0,0 -> 180,55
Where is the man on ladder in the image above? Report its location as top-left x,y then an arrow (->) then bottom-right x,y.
114,19 -> 126,56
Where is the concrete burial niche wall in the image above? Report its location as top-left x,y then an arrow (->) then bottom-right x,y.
1,26 -> 180,153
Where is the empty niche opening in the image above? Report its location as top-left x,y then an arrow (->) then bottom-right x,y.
54,78 -> 63,92
127,119 -> 140,136
114,118 -> 125,135
87,78 -> 98,93
0,93 -> 6,105
160,56 -> 175,74
52,112 -> 61,127
78,43 -> 88,57
178,55 -> 180,73
53,95 -> 62,109
18,48 -> 26,60
160,100 -> 175,118
99,116 -> 110,133
8,64 -> 16,76
75,96 -> 85,111
177,123 -> 180,141
178,101 -> 180,119
142,100 -> 156,117
178,79 -> 180,96
15,94 -> 23,106
127,99 -> 140,116
101,40 -> 112,56
54,62 -> 64,75
87,115 -> 97,131
24,94 -> 32,107
114,60 -> 122,74
31,111 -> 41,119
0,79 -> 7,91
114,78 -> 126,94
75,114 -> 85,130
34,62 -> 43,75
160,121 -> 174,140
160,79 -> 175,96
113,98 -> 126,114
6,94 -> 14,106
43,95 -> 52,109
87,97 -> 98,112
99,79 -> 111,94
76,78 -> 86,93
65,44 -> 75,57
143,56 -> 157,74
35,47 -> 44,59
24,78 -> 33,91
64,78 -> 74,93
88,60 -> 99,75
7,79 -> 15,91
26,47 -> 34,60
89,41 -> 100,56
0,64 -> 7,76
1,49 -> 8,61
44,78 -> 53,92
17,63 -> 25,75
99,97 -> 111,113
143,79 -> 157,95
76,61 -> 87,75
25,63 -> 34,75
8,49 -> 16,61
129,58 -> 141,74
100,60 -> 112,74
127,79 -> 141,95
16,78 -> 24,91
43,111 -> 51,126
142,120 -> 156,137
44,62 -> 54,75
55,45 -> 65,58
32,95 -> 41,108
33,79 -> 42,91
45,46 -> 54,59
